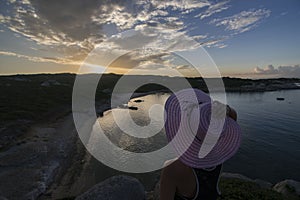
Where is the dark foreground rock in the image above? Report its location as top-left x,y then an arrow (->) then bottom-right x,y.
0,113 -> 78,200
146,173 -> 300,200
219,174 -> 300,200
273,179 -> 300,199
75,175 -> 146,200
222,172 -> 273,189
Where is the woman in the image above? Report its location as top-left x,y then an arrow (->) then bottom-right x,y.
160,88 -> 242,200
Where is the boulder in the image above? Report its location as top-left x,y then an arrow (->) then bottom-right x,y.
221,173 -> 272,189
76,175 -> 145,200
254,179 -> 272,189
40,80 -> 61,87
273,179 -> 300,198
221,172 -> 253,182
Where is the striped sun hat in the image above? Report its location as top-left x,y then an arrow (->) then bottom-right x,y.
164,88 -> 242,168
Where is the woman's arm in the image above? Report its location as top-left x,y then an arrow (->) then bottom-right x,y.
160,166 -> 176,200
212,101 -> 238,121
227,105 -> 237,121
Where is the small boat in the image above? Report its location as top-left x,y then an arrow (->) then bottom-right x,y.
128,106 -> 138,110
133,99 -> 144,103
276,97 -> 285,101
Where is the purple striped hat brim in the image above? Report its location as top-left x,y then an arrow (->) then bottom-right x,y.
164,88 -> 242,168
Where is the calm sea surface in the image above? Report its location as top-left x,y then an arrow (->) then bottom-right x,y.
90,89 -> 300,189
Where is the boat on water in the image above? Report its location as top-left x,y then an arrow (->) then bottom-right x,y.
118,104 -> 138,110
133,99 -> 144,103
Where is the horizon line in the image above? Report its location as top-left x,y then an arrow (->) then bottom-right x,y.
1,72 -> 300,81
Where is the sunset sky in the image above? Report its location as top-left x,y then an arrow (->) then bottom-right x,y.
0,0 -> 300,78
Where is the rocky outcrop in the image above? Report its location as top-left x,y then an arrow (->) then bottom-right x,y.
222,173 -> 273,189
220,174 -> 300,199
0,114 -> 78,200
273,179 -> 300,198
146,181 -> 160,200
40,80 -> 61,87
76,175 -> 146,200
146,173 -> 300,200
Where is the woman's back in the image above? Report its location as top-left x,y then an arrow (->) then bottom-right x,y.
160,160 -> 222,200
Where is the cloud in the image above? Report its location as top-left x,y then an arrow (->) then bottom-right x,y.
195,0 -> 230,19
0,50 -> 80,65
254,64 -> 277,74
211,8 -> 271,33
149,0 -> 209,13
2,0 -> 194,45
108,51 -> 171,69
1,0 -> 271,70
1,0 -> 223,48
213,43 -> 227,49
2,0 -> 193,65
254,64 -> 300,78
1,0 -> 108,66
175,64 -> 192,70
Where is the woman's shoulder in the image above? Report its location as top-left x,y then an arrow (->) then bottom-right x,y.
163,157 -> 178,167
162,159 -> 190,178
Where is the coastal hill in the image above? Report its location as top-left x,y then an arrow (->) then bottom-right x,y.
1,73 -> 299,124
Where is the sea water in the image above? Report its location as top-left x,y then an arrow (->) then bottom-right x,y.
89,89 -> 300,189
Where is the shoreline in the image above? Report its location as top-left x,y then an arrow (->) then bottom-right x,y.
0,108 -> 78,199
43,92 -> 300,199
1,89 -> 300,199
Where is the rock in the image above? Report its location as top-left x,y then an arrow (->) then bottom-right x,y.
146,181 -> 160,200
102,88 -> 112,94
76,175 -> 146,200
221,173 -> 253,182
273,179 -> 300,197
41,81 -> 50,87
221,173 -> 272,189
6,77 -> 30,82
254,179 -> 272,189
41,80 -> 61,87
152,181 -> 160,200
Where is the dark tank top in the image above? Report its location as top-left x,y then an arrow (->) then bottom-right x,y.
174,164 -> 222,200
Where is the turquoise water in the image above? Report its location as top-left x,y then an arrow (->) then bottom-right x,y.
92,89 -> 300,188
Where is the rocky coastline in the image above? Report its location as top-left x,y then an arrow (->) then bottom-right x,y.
74,174 -> 300,200
1,74 -> 300,199
1,95 -> 299,200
